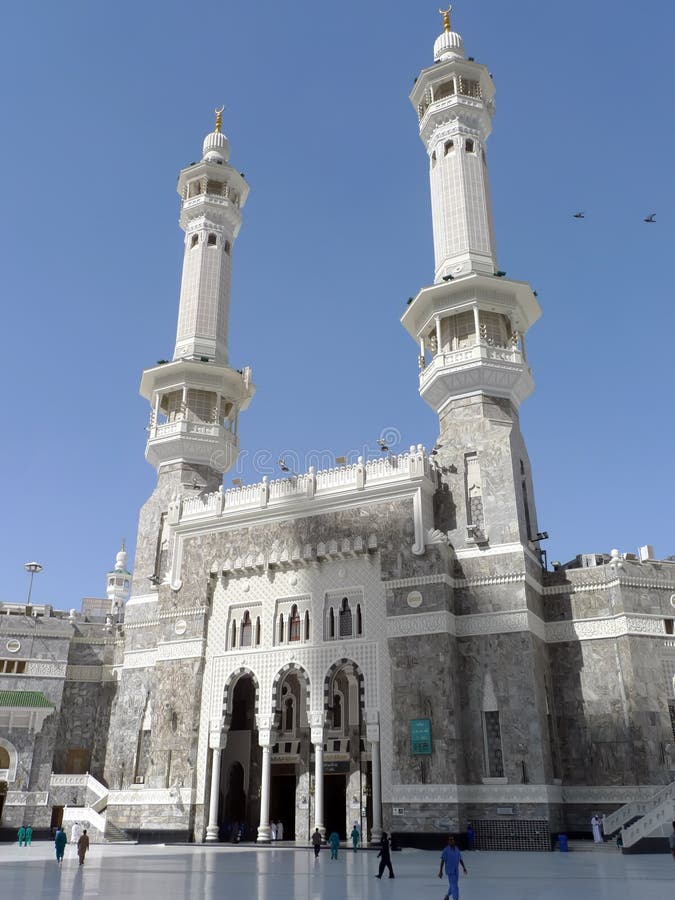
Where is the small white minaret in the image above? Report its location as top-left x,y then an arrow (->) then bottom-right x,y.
140,109 -> 255,487
106,540 -> 132,614
402,10 -> 542,551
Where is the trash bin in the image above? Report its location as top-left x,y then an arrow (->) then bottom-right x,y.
558,834 -> 568,852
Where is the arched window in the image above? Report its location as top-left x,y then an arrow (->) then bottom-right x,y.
328,608 -> 335,640
207,233 -> 217,246
431,151 -> 437,168
304,610 -> 310,641
224,240 -> 231,254
0,746 -> 10,769
240,611 -> 252,647
255,616 -> 261,646
339,597 -> 352,637
465,138 -> 475,153
231,620 -> 237,648
332,694 -> 342,730
356,604 -> 362,636
278,614 -> 284,644
284,697 -> 295,733
444,139 -> 454,155
190,234 -> 199,248
289,605 -> 301,642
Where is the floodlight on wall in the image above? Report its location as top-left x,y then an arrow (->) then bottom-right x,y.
335,457 -> 347,466
232,478 -> 243,487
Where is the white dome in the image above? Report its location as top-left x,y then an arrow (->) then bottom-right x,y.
434,29 -> 464,62
203,130 -> 229,163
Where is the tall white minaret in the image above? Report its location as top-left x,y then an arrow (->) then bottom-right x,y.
402,10 -> 542,552
140,110 -> 255,489
106,540 -> 132,614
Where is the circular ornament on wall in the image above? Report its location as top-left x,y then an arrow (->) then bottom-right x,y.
670,594 -> 675,608
174,620 -> 187,636
6,639 -> 21,653
242,583 -> 250,592
289,576 -> 298,586
407,591 -> 423,609
337,568 -> 346,579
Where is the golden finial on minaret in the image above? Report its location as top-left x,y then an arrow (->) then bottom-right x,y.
439,4 -> 453,33
214,105 -> 224,134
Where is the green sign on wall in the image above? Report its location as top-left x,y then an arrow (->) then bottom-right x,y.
410,718 -> 432,755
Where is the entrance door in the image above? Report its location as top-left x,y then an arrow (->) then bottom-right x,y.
323,774 -> 347,839
50,806 -> 64,833
270,770 -> 296,840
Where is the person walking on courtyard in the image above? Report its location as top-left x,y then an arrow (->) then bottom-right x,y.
25,824 -> 32,846
54,827 -> 67,864
351,824 -> 360,851
71,821 -> 82,846
77,828 -> 90,866
328,830 -> 340,859
276,819 -> 284,841
669,820 -> 675,860
270,820 -> 277,841
375,831 -> 395,879
439,834 -> 467,900
17,825 -> 25,846
312,827 -> 322,859
591,814 -> 602,843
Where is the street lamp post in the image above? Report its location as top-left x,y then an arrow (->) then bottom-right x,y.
24,562 -> 43,604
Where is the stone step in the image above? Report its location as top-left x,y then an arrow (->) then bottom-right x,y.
565,840 -> 617,852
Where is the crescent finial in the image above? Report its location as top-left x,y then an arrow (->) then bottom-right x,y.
439,5 -> 453,33
214,105 -> 225,133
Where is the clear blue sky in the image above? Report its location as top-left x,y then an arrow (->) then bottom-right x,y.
2,1 -> 673,607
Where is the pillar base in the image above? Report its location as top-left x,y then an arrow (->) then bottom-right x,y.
205,825 -> 220,842
256,824 -> 272,843
369,827 -> 383,845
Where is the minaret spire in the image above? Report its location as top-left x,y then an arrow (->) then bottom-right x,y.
139,113 -> 255,489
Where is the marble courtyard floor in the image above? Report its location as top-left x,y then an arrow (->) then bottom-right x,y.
1,841 -> 672,899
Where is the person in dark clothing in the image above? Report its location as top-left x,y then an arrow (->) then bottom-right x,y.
77,829 -> 90,866
375,831 -> 395,879
312,827 -> 322,859
54,827 -> 67,864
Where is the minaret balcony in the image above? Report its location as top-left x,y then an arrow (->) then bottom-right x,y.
419,341 -> 534,411
145,419 -> 240,474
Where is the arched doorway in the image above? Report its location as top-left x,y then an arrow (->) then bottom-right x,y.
269,667 -> 310,841
322,661 -> 368,841
218,673 -> 261,841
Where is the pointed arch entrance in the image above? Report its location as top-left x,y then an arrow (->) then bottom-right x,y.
321,659 -> 370,842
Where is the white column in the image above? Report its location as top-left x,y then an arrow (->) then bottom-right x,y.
367,715 -> 382,845
473,306 -> 480,344
257,744 -> 272,842
434,315 -> 442,354
314,742 -> 325,836
370,740 -> 383,844
205,747 -> 222,842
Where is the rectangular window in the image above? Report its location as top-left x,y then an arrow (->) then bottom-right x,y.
479,312 -> 507,347
444,311 -> 475,351
434,79 -> 455,101
187,389 -> 217,423
483,710 -> 504,777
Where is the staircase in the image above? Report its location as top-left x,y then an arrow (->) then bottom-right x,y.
620,783 -> 675,848
603,781 -> 673,834
50,773 -> 110,842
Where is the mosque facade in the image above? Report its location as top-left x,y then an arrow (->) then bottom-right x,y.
1,14 -> 674,849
